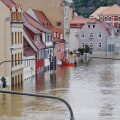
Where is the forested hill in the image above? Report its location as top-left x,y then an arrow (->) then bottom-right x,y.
72,0 -> 120,18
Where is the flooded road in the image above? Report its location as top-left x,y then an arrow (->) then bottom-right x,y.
0,58 -> 120,120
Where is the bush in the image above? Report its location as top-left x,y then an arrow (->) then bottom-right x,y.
78,48 -> 84,55
78,44 -> 90,55
69,51 -> 73,55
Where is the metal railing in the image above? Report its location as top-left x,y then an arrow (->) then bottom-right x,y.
0,90 -> 75,120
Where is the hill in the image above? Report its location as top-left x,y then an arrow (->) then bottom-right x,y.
72,0 -> 119,18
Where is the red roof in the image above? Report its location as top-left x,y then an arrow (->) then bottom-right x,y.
32,9 -> 53,28
1,0 -> 20,9
23,15 -> 41,34
23,12 -> 52,34
70,16 -> 89,24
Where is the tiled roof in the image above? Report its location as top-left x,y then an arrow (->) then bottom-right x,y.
70,16 -> 89,24
0,0 -> 21,9
23,12 -> 53,34
90,6 -> 109,18
32,9 -> 53,28
90,4 -> 120,18
101,4 -> 120,15
87,19 -> 110,34
34,41 -> 45,49
23,15 -> 41,34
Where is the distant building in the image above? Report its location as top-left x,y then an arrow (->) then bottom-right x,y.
0,0 -> 23,88
79,19 -> 119,55
90,4 -> 120,29
69,16 -> 89,52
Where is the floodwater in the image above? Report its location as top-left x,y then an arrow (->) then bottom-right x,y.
0,58 -> 120,120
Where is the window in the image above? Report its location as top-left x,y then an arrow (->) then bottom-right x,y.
54,33 -> 56,39
12,54 -> 14,67
98,43 -> 102,48
18,12 -> 22,20
42,50 -> 44,59
15,32 -> 17,44
109,17 -> 111,21
93,25 -> 95,28
105,17 -> 107,21
100,16 -> 103,20
21,52 -> 23,64
81,43 -> 85,48
12,32 -> 14,45
37,34 -> 40,41
18,53 -> 20,65
11,12 -> 16,20
81,33 -> 85,38
108,44 -> 115,52
89,43 -> 93,48
98,33 -> 102,38
21,32 -> 23,43
118,24 -> 120,28
15,54 -> 17,66
88,25 -> 90,28
47,35 -> 49,42
39,50 -> 41,59
18,32 -> 20,44
119,17 -> 120,21
89,33 -> 93,38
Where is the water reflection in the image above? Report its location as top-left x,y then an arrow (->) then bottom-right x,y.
1,58 -> 120,120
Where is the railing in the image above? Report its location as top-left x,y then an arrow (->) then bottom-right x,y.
0,90 -> 75,120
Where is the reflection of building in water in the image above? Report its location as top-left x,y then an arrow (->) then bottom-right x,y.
0,0 -> 23,89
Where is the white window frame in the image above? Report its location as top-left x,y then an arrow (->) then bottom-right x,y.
98,33 -> 102,38
98,42 -> 102,48
89,42 -> 93,49
89,33 -> 93,38
81,33 -> 85,39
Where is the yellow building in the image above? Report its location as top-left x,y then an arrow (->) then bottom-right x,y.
0,0 -> 23,89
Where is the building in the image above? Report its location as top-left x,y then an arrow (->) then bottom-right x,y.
79,19 -> 117,55
0,0 -> 23,88
26,8 -> 65,64
23,11 -> 53,72
69,16 -> 89,52
90,4 -> 120,29
13,0 -> 76,58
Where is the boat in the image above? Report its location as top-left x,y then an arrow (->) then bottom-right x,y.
62,62 -> 74,66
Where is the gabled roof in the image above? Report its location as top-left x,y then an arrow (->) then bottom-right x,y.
87,19 -> 111,34
90,6 -> 109,18
32,9 -> 53,28
70,16 -> 89,24
90,4 -> 120,18
23,15 -> 41,34
23,12 -> 53,34
1,0 -> 21,10
101,4 -> 120,15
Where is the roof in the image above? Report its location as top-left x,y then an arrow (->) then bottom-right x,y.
32,9 -> 53,28
70,16 -> 89,24
23,12 -> 53,34
1,0 -> 21,10
90,6 -> 109,18
90,4 -> 120,18
12,0 -> 65,29
101,4 -> 120,15
87,19 -> 111,34
23,15 -> 41,34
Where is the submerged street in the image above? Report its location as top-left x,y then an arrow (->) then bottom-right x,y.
0,58 -> 120,120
